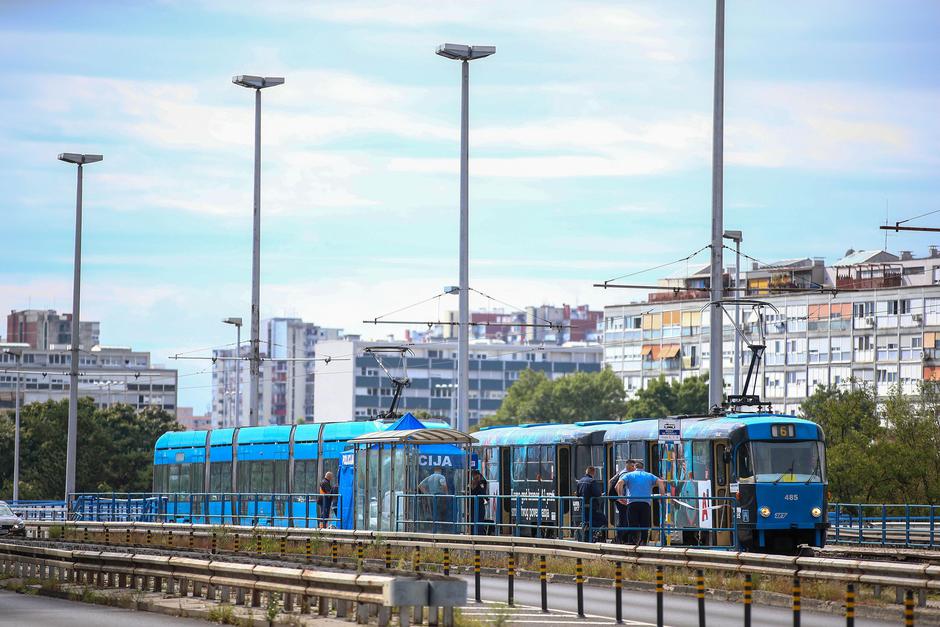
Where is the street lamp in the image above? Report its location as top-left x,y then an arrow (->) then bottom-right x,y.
58,151 -> 102,502
1,343 -> 29,502
223,317 -> 243,427
434,382 -> 459,428
723,230 -> 743,396
436,43 -> 495,434
232,75 -> 284,427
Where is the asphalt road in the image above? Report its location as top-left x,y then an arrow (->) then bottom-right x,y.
465,576 -> 896,626
0,590 -> 205,627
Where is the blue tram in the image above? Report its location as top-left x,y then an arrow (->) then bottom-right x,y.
471,421 -> 618,535
152,418 -> 449,526
604,413 -> 827,552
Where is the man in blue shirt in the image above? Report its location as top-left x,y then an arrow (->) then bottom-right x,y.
611,459 -> 636,543
621,465 -> 665,545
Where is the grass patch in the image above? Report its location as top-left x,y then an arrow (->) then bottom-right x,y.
207,603 -> 239,624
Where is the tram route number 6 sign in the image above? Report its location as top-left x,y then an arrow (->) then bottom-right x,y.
658,419 -> 681,443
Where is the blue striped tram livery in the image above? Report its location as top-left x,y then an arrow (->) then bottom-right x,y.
471,421 -> 618,536
604,413 -> 827,552
152,418 -> 450,526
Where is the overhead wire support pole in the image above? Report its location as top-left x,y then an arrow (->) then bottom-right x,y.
709,0 -> 726,412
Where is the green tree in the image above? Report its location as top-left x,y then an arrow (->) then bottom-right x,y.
0,398 -> 181,500
478,368 -> 626,429
623,375 -> 709,419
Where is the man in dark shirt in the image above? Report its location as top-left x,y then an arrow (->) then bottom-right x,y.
469,470 -> 488,535
575,466 -> 607,542
318,471 -> 336,528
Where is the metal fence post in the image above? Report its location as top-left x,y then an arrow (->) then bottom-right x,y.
845,583 -> 854,627
305,537 -> 312,562
656,565 -> 664,627
743,573 -> 752,627
443,547 -> 451,576
541,555 -> 549,614
696,569 -> 705,627
792,576 -> 801,627
507,552 -> 515,607
904,589 -> 914,626
413,546 -> 421,572
331,540 -> 338,564
385,545 -> 392,569
614,560 -> 625,622
576,558 -> 584,617
474,549 -> 481,603
357,542 -> 363,568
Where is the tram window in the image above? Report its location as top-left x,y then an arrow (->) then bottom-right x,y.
236,461 -> 250,493
526,446 -> 542,482
153,465 -> 167,493
484,447 -> 499,482
630,442 -> 646,467
575,445 -> 590,474
690,441 -> 710,481
542,447 -> 555,481
292,461 -> 306,494
210,462 -> 232,493
191,463 -> 205,493
715,444 -> 727,486
736,445 -> 753,480
178,464 -> 192,493
322,458 -> 339,483
274,460 -> 288,494
167,465 -> 180,492
512,447 -> 525,482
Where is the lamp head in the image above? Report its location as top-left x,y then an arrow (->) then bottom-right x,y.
722,230 -> 743,243
58,153 -> 103,165
232,75 -> 285,89
223,317 -> 243,327
436,43 -> 496,61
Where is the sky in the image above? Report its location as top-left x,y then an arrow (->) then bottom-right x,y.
2,0 -> 939,413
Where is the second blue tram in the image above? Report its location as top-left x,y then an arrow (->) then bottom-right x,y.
472,421 -> 618,535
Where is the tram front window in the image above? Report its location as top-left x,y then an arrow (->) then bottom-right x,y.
749,441 -> 825,483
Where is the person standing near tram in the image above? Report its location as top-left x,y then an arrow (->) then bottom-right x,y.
418,465 -> 449,532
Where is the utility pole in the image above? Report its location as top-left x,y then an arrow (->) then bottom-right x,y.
708,0 -> 726,411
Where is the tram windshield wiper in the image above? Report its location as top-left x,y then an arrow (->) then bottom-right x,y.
804,456 -> 821,484
772,461 -> 795,485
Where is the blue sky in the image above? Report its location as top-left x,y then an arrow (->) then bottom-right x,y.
2,1 -> 939,412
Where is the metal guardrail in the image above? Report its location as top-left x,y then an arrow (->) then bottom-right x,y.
21,520 -> 938,625
829,503 -> 940,549
9,501 -> 67,521
0,539 -> 464,627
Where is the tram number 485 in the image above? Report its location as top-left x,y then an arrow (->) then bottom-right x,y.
783,494 -> 799,501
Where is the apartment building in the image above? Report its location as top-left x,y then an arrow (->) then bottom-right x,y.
427,303 -> 603,345
7,309 -> 99,350
603,247 -> 940,414
210,318 -> 345,427
0,344 -> 178,413
313,339 -> 603,427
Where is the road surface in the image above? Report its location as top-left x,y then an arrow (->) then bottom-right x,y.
464,575 -> 895,626
0,590 -> 205,626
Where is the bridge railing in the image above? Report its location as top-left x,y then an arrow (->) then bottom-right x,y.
8,500 -> 67,521
829,503 -> 940,549
68,492 -> 341,528
17,519 -> 939,624
0,539 -> 465,626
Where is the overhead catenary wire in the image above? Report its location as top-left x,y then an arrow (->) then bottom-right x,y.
602,244 -> 712,285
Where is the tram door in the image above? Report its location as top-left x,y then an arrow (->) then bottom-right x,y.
712,440 -> 732,546
499,447 -> 512,534
558,445 -> 571,532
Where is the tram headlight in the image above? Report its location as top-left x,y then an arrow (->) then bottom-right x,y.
759,506 -> 771,518
811,507 -> 822,518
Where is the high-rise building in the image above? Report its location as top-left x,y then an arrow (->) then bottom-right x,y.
603,246 -> 940,414
313,339 -> 603,427
211,318 -> 344,427
7,309 -> 100,350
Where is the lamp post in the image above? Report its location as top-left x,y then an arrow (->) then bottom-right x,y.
723,230 -> 742,395
708,1 -> 725,411
232,75 -> 284,427
436,43 -> 495,433
223,317 -> 243,427
58,152 -> 102,502
435,382 -> 459,428
1,343 -> 28,502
